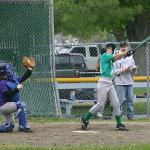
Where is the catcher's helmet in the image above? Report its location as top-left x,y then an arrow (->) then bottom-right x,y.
0,61 -> 14,78
0,61 -> 7,77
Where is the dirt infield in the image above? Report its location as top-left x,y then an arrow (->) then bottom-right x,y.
0,121 -> 150,147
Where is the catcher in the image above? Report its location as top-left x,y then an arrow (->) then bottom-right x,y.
0,57 -> 35,132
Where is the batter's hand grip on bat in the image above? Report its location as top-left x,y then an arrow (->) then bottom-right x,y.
127,50 -> 135,57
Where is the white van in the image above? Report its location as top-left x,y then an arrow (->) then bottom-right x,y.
59,45 -> 100,71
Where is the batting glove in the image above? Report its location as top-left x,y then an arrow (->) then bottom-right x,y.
127,50 -> 135,57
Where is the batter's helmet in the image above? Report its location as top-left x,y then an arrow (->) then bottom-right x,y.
105,43 -> 116,54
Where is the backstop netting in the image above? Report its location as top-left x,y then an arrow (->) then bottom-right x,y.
0,0 -> 60,116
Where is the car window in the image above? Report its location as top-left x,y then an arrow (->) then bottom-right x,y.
89,47 -> 98,57
71,47 -> 86,57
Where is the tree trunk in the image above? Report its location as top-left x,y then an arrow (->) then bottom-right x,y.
126,13 -> 150,42
112,28 -> 126,42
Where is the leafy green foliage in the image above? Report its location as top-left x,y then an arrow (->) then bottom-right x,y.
54,0 -> 149,41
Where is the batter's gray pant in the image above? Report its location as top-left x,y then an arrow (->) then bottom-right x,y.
90,78 -> 121,116
0,102 -> 17,123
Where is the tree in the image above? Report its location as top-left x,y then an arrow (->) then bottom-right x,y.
121,0 -> 150,41
54,0 -> 150,41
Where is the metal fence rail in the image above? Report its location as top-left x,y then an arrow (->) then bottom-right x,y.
56,79 -> 149,118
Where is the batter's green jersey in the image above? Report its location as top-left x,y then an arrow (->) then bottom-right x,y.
100,53 -> 115,78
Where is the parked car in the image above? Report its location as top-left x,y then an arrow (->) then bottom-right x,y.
59,45 -> 100,71
55,53 -> 100,78
55,53 -> 88,78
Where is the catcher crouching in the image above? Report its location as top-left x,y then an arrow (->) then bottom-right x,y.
0,57 -> 35,133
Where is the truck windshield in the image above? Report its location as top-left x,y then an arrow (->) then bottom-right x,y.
59,46 -> 72,53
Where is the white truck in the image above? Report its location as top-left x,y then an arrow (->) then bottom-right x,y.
59,45 -> 100,71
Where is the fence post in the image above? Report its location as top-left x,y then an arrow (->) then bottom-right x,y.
49,0 -> 61,117
146,42 -> 150,117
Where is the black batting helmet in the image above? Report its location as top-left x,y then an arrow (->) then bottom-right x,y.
105,43 -> 116,54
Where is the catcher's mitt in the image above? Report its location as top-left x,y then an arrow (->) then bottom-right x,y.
22,56 -> 36,69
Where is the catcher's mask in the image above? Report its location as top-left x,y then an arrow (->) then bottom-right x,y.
6,63 -> 14,79
0,62 -> 15,79
105,43 -> 116,54
0,62 -> 7,77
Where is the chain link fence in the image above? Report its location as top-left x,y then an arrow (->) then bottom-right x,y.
0,0 -> 59,116
1,0 -> 150,118
55,42 -> 150,118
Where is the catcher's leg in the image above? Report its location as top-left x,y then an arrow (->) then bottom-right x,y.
16,101 -> 31,132
0,102 -> 16,133
0,114 -> 15,133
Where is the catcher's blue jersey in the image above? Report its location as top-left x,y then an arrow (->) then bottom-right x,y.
0,77 -> 22,107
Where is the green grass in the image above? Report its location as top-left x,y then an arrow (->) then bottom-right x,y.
70,101 -> 149,117
134,101 -> 148,115
0,144 -> 150,150
28,116 -> 78,123
134,87 -> 147,95
121,101 -> 148,115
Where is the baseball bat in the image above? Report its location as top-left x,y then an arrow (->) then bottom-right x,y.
132,35 -> 150,51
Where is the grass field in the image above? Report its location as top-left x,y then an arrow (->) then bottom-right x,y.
69,101 -> 148,117
0,143 -> 150,150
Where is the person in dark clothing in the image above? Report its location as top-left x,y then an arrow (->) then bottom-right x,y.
0,62 -> 33,132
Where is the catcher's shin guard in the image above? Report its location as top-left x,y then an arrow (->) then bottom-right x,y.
0,122 -> 15,133
16,101 -> 31,132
